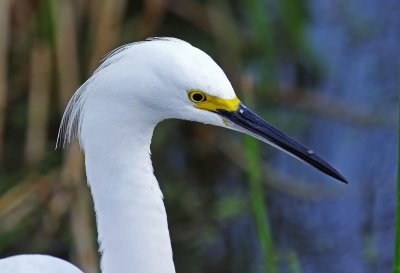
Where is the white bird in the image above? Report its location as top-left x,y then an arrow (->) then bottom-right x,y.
0,37 -> 346,273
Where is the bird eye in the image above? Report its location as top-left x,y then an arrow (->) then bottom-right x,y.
189,91 -> 207,103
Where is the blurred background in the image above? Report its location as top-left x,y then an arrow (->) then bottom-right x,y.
0,0 -> 398,273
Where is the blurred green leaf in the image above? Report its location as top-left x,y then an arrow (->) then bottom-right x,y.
213,196 -> 247,220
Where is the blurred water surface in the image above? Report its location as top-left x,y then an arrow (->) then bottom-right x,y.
222,1 -> 398,272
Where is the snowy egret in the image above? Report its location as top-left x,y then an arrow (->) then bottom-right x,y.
0,37 -> 347,273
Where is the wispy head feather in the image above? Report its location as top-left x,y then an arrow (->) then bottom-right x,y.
56,79 -> 92,149
56,37 -> 188,149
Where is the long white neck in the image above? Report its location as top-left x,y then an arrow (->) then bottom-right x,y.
82,108 -> 175,273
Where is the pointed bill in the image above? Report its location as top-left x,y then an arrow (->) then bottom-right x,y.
216,103 -> 348,184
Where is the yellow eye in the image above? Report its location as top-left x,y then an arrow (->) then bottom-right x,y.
188,90 -> 207,103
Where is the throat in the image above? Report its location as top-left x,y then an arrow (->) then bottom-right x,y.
83,124 -> 175,273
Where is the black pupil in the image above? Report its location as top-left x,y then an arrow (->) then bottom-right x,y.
192,93 -> 204,102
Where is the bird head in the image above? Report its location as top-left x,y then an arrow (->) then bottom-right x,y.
58,37 -> 347,183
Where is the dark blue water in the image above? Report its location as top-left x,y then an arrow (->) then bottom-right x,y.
300,1 -> 397,272
222,1 -> 399,272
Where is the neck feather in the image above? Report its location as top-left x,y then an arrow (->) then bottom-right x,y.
82,116 -> 175,273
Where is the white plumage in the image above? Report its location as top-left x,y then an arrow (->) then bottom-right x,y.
0,255 -> 82,273
0,37 -> 346,273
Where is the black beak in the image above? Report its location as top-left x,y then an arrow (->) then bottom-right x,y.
216,103 -> 348,184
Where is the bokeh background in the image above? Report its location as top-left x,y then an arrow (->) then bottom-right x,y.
0,0 -> 398,273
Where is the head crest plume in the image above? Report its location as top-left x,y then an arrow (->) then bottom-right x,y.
56,37 -> 189,149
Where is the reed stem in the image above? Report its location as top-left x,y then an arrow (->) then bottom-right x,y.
243,84 -> 279,273
244,136 -> 279,273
